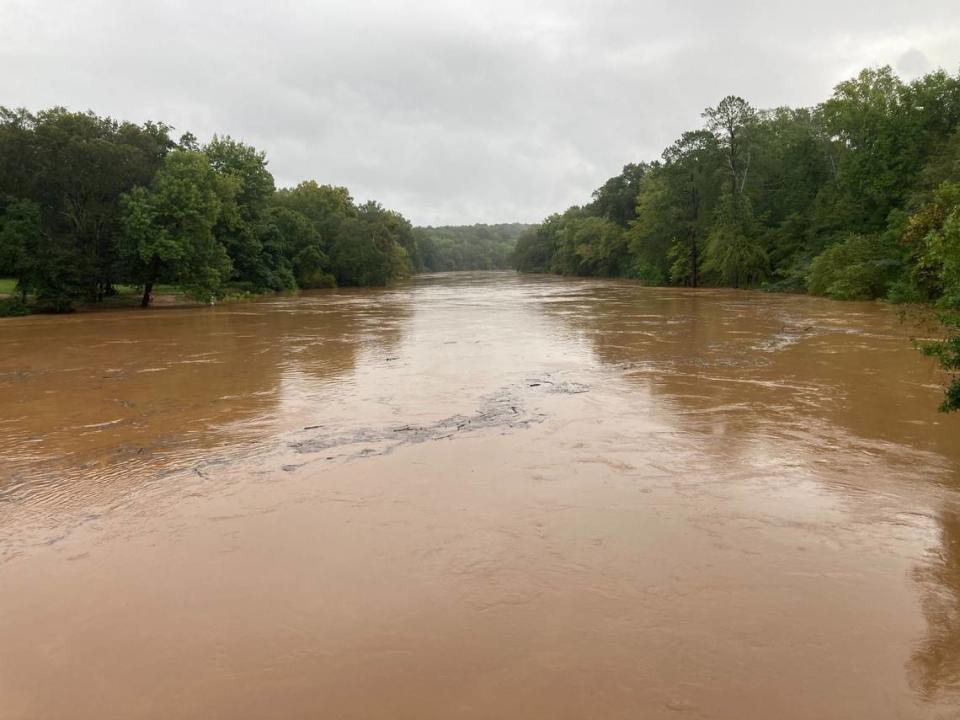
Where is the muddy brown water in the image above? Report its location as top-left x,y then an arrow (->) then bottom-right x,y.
1,271 -> 959,719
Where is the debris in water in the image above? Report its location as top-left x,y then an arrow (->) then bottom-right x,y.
291,384 -> 549,461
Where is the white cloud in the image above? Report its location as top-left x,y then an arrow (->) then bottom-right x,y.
1,0 -> 959,224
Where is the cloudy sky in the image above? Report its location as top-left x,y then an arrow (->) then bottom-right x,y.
2,0 -> 959,225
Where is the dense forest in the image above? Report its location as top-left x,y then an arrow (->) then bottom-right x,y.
0,107 -> 430,313
415,223 -> 531,271
513,66 -> 960,410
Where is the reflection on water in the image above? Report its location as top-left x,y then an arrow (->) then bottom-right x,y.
911,510 -> 960,703
535,279 -> 957,460
0,289 -> 411,516
1,271 -> 959,719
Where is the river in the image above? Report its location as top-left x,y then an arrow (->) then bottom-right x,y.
1,271 -> 959,719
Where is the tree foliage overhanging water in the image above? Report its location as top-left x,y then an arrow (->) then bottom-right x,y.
512,65 -> 960,410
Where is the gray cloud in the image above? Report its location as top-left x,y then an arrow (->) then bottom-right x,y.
2,0 -> 959,224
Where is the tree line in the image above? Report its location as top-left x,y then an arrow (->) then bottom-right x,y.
513,66 -> 960,410
0,107 -> 427,312
415,223 -> 531,272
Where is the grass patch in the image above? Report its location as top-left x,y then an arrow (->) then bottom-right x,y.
1,280 -> 275,315
112,283 -> 183,297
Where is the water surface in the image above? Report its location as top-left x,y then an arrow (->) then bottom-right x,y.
1,271 -> 959,719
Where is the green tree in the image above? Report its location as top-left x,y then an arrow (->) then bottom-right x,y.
659,131 -> 723,287
627,170 -> 677,285
703,96 -> 757,196
901,182 -> 960,306
415,223 -> 529,272
513,219 -> 561,273
328,218 -> 395,286
699,98 -> 766,287
587,163 -> 648,227
918,315 -> 960,412
258,205 -> 330,288
204,136 -> 292,290
703,193 -> 767,287
0,197 -> 41,302
273,181 -> 356,243
550,216 -> 625,277
807,233 -> 901,299
0,107 -> 172,308
120,150 -> 235,306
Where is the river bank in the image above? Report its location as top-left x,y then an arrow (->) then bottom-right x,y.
0,279 -> 272,314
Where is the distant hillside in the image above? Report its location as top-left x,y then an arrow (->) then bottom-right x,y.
413,223 -> 533,272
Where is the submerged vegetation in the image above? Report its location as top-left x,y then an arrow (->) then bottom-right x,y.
513,65 -> 960,410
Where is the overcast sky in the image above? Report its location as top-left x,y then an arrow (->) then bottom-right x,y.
2,0 -> 960,225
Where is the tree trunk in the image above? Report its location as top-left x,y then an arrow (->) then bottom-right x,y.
142,257 -> 161,308
691,234 -> 699,288
690,184 -> 700,288
739,148 -> 751,194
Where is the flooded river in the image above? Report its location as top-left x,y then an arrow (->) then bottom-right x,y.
1,271 -> 959,719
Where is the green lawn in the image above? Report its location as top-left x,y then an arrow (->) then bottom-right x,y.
0,279 -> 261,307
113,283 -> 183,296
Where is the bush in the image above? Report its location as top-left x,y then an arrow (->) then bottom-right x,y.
762,256 -> 811,293
632,260 -> 667,286
0,297 -> 31,316
299,271 -> 336,289
917,313 -> 960,412
807,234 -> 901,300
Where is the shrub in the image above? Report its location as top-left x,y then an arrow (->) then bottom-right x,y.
807,234 -> 900,300
0,297 -> 31,316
